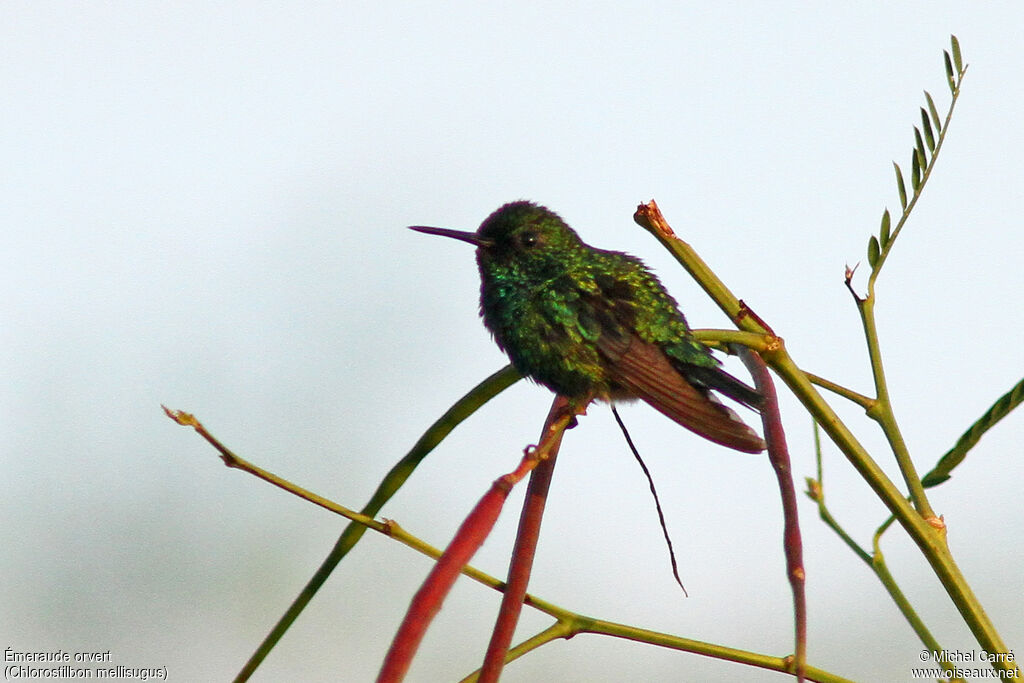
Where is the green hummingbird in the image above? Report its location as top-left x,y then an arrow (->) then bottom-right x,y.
410,201 -> 765,453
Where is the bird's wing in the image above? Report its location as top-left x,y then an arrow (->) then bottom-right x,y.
596,332 -> 766,453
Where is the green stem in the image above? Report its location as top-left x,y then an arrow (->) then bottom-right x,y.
458,623 -> 572,683
167,365 -> 522,683
634,201 -> 1019,676
692,328 -> 772,352
849,60 -> 969,521
804,372 -> 874,410
814,505 -> 872,565
172,403 -> 853,682
580,618 -> 854,683
856,295 -> 935,520
465,613 -> 856,683
769,350 -> 1015,674
808,424 -> 871,563
813,421 -> 954,671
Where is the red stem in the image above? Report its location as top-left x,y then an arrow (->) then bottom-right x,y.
478,396 -> 568,682
376,396 -> 574,683
738,348 -> 806,682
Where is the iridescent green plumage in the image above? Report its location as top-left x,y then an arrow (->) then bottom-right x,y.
411,201 -> 765,453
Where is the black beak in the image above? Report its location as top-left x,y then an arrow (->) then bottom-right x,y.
409,225 -> 492,248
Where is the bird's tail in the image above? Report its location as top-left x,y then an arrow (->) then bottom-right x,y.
682,364 -> 763,410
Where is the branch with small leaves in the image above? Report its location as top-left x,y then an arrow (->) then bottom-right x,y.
632,40 -> 1018,673
164,33 -> 1020,683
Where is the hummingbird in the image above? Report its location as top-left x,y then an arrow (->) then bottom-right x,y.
410,201 -> 766,453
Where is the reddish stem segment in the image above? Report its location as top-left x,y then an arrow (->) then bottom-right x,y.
738,348 -> 806,682
478,397 -> 569,682
376,396 -> 576,683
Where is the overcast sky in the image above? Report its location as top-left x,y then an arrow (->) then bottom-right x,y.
2,4 -> 1022,682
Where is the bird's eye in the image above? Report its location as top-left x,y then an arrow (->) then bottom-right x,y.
518,231 -> 539,248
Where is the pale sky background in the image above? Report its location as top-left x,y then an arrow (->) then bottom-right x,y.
2,4 -> 1022,682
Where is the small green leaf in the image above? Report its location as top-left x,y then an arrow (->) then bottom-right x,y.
944,50 -> 955,93
879,209 -> 891,246
864,235 -> 880,266
920,108 -> 936,151
893,162 -> 907,209
924,91 -> 942,133
911,150 -> 921,190
951,35 -> 963,74
914,127 -> 928,164
922,376 -> 1024,488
